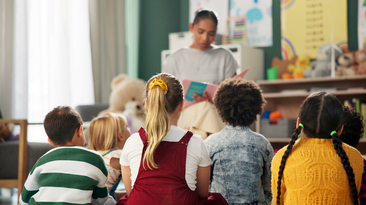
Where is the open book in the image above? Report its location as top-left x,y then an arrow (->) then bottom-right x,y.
182,67 -> 249,107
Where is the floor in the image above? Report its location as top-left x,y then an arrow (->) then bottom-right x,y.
0,183 -> 125,205
0,188 -> 18,205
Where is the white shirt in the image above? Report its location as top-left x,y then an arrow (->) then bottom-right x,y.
120,125 -> 211,191
162,46 -> 238,84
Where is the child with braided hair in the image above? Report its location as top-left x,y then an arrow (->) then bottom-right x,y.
271,92 -> 364,205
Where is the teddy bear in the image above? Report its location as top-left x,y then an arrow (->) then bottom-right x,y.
96,74 -> 147,135
307,43 -> 343,78
272,56 -> 298,79
98,74 -> 146,116
287,55 -> 311,78
336,52 -> 356,76
0,122 -> 18,142
122,100 -> 145,133
352,49 -> 366,75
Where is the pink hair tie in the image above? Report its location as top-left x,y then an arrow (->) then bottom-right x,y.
108,113 -> 118,133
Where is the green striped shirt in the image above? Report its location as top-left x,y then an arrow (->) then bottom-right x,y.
20,146 -> 109,205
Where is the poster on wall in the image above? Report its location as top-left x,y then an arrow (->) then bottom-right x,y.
358,0 -> 366,49
223,16 -> 247,45
189,0 -> 229,35
281,0 -> 348,60
229,0 -> 273,47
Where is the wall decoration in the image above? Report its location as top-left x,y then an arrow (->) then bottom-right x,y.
281,0 -> 348,60
229,0 -> 273,47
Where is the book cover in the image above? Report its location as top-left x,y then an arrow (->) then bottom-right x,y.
182,67 -> 249,107
182,80 -> 218,107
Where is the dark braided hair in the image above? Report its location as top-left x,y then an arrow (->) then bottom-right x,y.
276,125 -> 302,205
275,92 -> 359,205
332,133 -> 359,205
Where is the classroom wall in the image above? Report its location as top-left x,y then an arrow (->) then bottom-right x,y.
138,0 -> 358,81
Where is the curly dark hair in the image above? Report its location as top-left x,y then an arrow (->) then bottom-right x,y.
340,106 -> 365,148
213,78 -> 266,127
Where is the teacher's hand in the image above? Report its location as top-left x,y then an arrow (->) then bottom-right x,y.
192,91 -> 213,104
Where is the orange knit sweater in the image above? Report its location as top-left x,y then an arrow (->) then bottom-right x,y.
271,137 -> 364,205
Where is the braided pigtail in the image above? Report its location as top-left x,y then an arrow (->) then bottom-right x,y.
332,132 -> 359,205
276,125 -> 302,205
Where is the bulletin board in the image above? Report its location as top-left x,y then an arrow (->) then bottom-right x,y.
281,0 -> 348,60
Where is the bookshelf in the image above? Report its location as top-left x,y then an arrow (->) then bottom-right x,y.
256,75 -> 366,153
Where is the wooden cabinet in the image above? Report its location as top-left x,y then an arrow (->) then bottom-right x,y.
256,75 -> 366,153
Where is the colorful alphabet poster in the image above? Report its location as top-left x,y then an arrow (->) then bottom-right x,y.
229,0 -> 273,47
223,16 -> 247,45
189,0 -> 229,35
358,0 -> 366,49
281,0 -> 348,60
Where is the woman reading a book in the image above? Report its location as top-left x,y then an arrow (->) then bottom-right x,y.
162,9 -> 239,139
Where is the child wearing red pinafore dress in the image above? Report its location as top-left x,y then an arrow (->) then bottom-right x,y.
117,73 -> 228,205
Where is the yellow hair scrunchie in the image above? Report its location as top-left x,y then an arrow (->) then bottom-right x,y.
149,79 -> 168,94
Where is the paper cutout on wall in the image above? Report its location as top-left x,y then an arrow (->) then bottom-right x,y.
358,0 -> 366,49
229,0 -> 273,47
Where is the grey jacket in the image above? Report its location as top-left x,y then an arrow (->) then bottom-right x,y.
205,125 -> 274,205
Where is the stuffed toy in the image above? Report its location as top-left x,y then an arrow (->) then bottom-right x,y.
287,55 -> 311,78
97,74 -> 146,135
122,100 -> 145,133
98,74 -> 146,116
353,49 -> 366,75
336,52 -> 356,76
0,122 -> 18,142
272,56 -> 297,79
308,43 -> 343,77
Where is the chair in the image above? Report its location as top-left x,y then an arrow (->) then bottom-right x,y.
75,104 -> 109,122
0,119 -> 28,199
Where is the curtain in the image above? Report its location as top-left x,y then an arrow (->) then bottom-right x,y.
27,0 -> 95,123
89,0 -> 126,104
0,0 -> 15,119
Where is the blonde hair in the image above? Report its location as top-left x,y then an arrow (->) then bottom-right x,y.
143,73 -> 183,170
88,113 -> 128,151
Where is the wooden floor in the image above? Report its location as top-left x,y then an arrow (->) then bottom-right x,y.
0,188 -> 17,205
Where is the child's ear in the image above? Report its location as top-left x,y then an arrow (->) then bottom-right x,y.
48,138 -> 57,147
76,125 -> 83,138
337,125 -> 344,135
296,118 -> 300,128
117,132 -> 123,142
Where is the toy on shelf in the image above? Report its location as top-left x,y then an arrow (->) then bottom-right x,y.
336,52 -> 356,76
306,43 -> 343,78
287,55 -> 311,79
353,49 -> 366,75
272,56 -> 297,79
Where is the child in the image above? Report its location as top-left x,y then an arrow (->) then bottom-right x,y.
118,73 -> 228,205
340,106 -> 366,204
271,92 -> 364,205
88,113 -> 131,200
204,78 -> 274,204
19,106 -> 115,205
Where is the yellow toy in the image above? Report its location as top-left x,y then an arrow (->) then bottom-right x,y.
287,55 -> 311,78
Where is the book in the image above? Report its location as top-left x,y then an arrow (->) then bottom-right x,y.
182,80 -> 218,107
361,103 -> 366,138
182,67 -> 249,107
